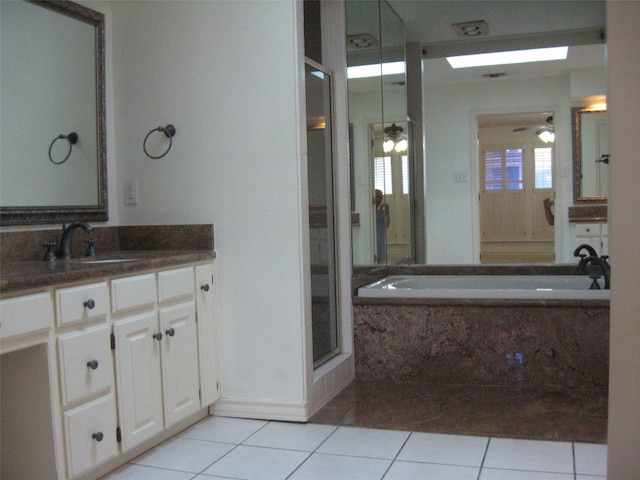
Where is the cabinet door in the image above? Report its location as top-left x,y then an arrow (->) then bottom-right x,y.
63,393 -> 119,478
159,303 -> 200,426
195,263 -> 219,406
113,312 -> 163,451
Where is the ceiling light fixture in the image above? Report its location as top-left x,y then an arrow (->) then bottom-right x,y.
536,128 -> 555,143
383,123 -> 408,153
452,20 -> 489,38
446,46 -> 568,69
346,33 -> 379,49
347,61 -> 405,79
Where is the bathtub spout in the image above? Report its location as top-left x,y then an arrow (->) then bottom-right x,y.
579,256 -> 610,289
574,244 -> 598,259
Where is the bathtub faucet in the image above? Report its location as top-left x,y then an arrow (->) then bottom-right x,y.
573,244 -> 598,259
578,255 -> 611,290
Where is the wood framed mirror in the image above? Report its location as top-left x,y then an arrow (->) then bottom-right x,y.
0,0 -> 107,225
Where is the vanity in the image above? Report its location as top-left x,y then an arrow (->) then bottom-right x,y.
0,249 -> 219,480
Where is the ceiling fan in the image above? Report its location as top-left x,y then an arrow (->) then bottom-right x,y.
513,115 -> 555,142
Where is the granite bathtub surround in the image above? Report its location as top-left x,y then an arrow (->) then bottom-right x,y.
330,271 -> 610,443
352,301 -> 609,390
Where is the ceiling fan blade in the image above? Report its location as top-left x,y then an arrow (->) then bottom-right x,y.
513,125 -> 544,132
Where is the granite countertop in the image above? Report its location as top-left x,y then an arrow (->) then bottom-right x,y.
0,250 -> 215,294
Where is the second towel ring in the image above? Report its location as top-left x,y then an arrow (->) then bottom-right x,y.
143,124 -> 176,159
49,132 -> 79,165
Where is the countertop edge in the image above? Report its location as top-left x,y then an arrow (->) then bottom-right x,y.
1,250 -> 215,295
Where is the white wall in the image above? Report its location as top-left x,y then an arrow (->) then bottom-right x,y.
423,76 -> 573,263
112,1 -> 309,417
606,1 -> 640,477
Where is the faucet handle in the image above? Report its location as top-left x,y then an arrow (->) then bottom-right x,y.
85,238 -> 97,257
42,242 -> 57,261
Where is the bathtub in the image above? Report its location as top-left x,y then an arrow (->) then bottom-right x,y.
358,274 -> 610,300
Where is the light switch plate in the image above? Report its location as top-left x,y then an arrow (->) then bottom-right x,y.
124,180 -> 138,205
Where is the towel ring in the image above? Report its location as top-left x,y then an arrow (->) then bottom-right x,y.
143,124 -> 176,159
48,132 -> 78,165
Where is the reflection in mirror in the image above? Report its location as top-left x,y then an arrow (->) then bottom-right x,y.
0,0 -> 107,225
572,107 -> 608,203
346,0 -> 408,267
348,1 -> 605,266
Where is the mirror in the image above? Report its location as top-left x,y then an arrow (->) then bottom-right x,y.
0,0 -> 107,225
347,1 -> 606,266
346,0 -> 409,266
572,107 -> 608,203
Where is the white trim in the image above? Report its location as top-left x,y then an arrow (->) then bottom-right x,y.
212,399 -> 308,423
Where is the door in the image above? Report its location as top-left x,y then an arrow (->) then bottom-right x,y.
159,303 -> 200,427
480,140 -> 555,262
113,312 -> 163,451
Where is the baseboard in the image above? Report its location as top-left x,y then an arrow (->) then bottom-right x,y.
212,399 -> 308,422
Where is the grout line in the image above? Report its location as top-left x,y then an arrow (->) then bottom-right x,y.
572,442 -> 577,480
477,437 -> 492,480
380,431 -> 414,479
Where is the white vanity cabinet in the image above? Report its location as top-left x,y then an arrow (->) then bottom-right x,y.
111,266 -> 213,453
573,223 -> 609,257
55,282 -> 119,478
1,259 -> 218,480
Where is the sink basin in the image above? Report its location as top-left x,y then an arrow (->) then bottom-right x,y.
70,257 -> 140,264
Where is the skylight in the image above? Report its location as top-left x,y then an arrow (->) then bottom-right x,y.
347,61 -> 405,79
446,46 -> 568,69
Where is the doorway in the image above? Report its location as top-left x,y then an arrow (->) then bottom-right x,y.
477,113 -> 555,263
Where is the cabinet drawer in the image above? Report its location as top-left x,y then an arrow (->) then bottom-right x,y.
158,267 -> 194,304
111,274 -> 156,315
57,282 -> 109,326
63,393 -> 119,478
0,292 -> 53,341
58,324 -> 114,406
575,224 -> 600,237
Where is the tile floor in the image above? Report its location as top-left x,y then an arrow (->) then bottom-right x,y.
100,416 -> 607,480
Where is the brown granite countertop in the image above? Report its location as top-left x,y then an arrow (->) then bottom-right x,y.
1,250 -> 215,294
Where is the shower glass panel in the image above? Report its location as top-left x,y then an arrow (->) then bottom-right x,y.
305,61 -> 339,366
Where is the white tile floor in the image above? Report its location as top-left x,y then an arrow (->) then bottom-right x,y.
100,416 -> 607,480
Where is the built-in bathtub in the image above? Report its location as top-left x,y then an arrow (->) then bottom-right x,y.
352,268 -> 609,392
359,274 -> 610,300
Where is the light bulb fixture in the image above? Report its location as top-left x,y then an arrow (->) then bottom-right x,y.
383,139 -> 395,153
382,123 -> 408,153
394,139 -> 408,153
537,128 -> 555,143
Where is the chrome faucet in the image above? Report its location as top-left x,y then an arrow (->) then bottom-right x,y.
573,244 -> 598,259
578,255 -> 611,289
57,222 -> 93,259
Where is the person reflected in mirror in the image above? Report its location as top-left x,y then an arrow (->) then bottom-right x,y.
543,198 -> 555,226
375,189 -> 390,264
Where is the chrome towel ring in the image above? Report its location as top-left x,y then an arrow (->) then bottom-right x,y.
48,132 -> 78,165
143,124 -> 176,159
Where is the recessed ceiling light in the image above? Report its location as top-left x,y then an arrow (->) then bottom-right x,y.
447,46 -> 568,69
347,33 -> 379,49
453,20 -> 489,38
